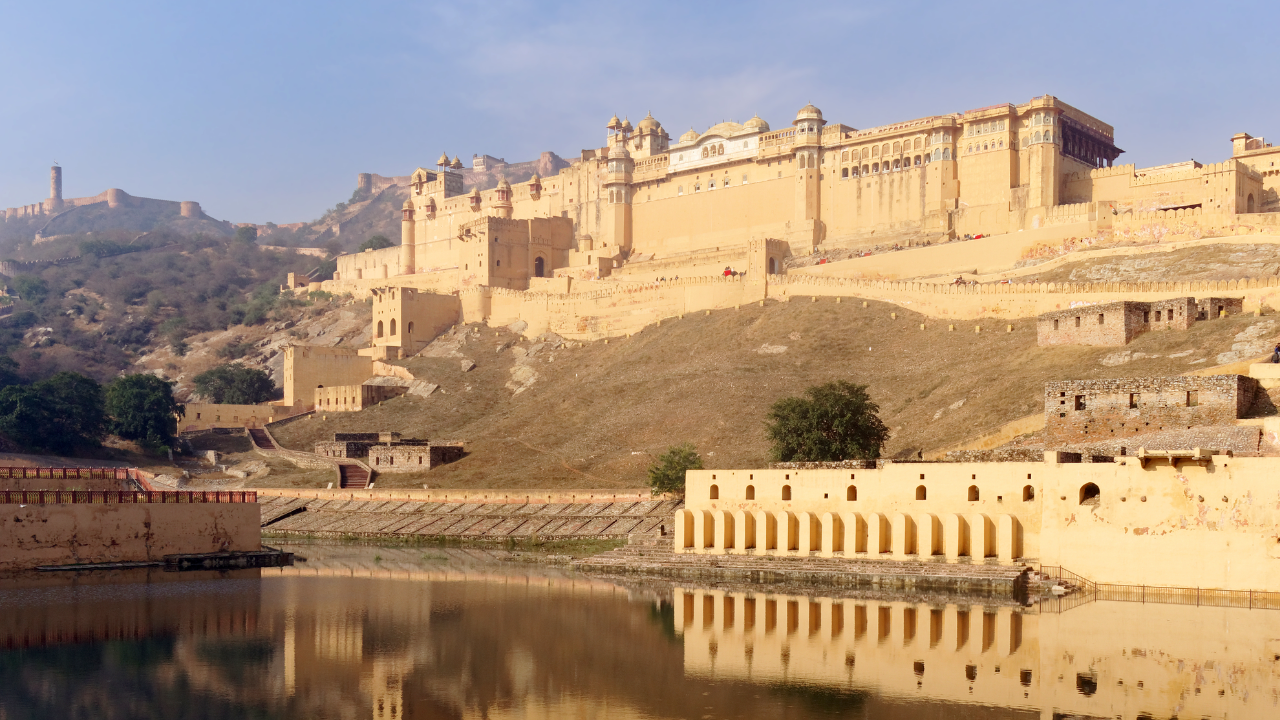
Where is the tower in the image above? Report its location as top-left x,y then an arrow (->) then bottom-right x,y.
601,143 -> 632,252
45,165 -> 63,213
400,199 -> 416,275
790,103 -> 825,253
357,173 -> 373,194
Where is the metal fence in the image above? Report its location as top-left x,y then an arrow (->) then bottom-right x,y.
0,490 -> 257,504
0,466 -> 138,480
1039,565 -> 1280,611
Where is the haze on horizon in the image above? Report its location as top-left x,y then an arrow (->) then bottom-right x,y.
0,0 -> 1273,225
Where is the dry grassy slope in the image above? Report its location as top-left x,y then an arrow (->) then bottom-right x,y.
1020,243 -> 1280,284
268,298 -> 1279,490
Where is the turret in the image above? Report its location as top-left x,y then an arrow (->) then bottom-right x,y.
400,199 -> 416,275
494,177 -> 513,219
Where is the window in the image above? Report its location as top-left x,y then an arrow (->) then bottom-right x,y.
1097,313 -> 1104,325
678,185 -> 683,195
710,484 -> 719,500
847,485 -> 857,501
745,485 -> 755,500
1143,311 -> 1150,323
1187,391 -> 1199,407
390,319 -> 397,335
1023,485 -> 1034,501
968,485 -> 980,501
782,485 -> 792,501
1053,319 -> 1059,330
1129,393 -> 1139,409
915,485 -> 927,500
842,168 -> 848,178
1074,316 -> 1081,327
1074,395 -> 1086,411
1079,483 -> 1101,505
376,320 -> 384,338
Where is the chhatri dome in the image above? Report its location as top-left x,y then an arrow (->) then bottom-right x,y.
679,127 -> 699,143
607,114 -> 621,130
636,112 -> 661,133
608,142 -> 631,160
436,151 -> 450,166
794,103 -> 824,124
620,116 -> 633,132
744,114 -> 770,132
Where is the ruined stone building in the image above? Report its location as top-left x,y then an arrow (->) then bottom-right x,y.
1035,296 -> 1243,346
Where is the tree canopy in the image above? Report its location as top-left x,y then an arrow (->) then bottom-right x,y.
647,443 -> 703,495
765,380 -> 889,462
358,235 -> 394,252
234,226 -> 259,244
193,364 -> 276,404
0,371 -> 106,454
105,374 -> 184,449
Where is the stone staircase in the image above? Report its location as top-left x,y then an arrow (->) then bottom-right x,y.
573,534 -> 1025,596
338,464 -> 370,489
248,429 -> 276,450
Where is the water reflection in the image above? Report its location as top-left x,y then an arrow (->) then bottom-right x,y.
0,543 -> 1276,719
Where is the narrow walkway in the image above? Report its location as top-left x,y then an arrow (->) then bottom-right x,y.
248,429 -> 276,450
574,535 -> 1025,596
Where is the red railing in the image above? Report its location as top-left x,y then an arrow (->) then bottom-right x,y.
0,467 -> 138,480
0,490 -> 256,504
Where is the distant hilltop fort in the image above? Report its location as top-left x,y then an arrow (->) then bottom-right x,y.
1,166 -> 229,241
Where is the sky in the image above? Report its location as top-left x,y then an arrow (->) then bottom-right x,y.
0,0 -> 1274,224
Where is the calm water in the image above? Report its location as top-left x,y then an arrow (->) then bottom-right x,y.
0,543 -> 1276,720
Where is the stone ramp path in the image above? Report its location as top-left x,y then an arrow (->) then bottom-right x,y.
258,494 -> 682,540
574,535 -> 1025,595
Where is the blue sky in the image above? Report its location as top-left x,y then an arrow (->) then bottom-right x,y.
0,0 -> 1273,224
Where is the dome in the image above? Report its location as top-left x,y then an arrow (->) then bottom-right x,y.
794,103 -> 824,124
607,114 -> 621,130
620,117 -> 633,131
450,156 -> 463,169
702,121 -> 744,138
744,114 -> 770,132
529,172 -> 541,183
469,186 -> 481,198
608,143 -> 631,160
679,127 -> 699,143
436,152 -> 450,166
637,112 -> 661,133
497,176 -> 511,189
402,199 -> 413,210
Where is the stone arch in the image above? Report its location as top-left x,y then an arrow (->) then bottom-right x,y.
702,147 -> 709,159
390,319 -> 397,336
768,257 -> 779,274
847,485 -> 857,501
406,321 -> 414,335
915,485 -> 927,500
1079,483 -> 1100,505
745,484 -> 755,500
1248,193 -> 1256,213
782,484 -> 792,501
376,320 -> 384,338
1023,485 -> 1034,501
968,485 -> 979,501
534,256 -> 545,278
709,484 -> 719,500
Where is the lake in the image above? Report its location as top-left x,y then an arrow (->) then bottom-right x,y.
0,542 -> 1275,719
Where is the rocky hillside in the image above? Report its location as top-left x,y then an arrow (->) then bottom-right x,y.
262,298 -> 1280,490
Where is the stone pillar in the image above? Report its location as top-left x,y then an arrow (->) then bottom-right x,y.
970,513 -> 993,560
754,510 -> 773,553
776,511 -> 795,554
997,514 -> 1020,563
400,201 -> 416,275
714,510 -> 734,551
732,510 -> 752,553
820,512 -> 839,557
797,512 -> 817,556
674,510 -> 691,551
867,512 -> 888,556
694,510 -> 715,551
842,512 -> 865,554
49,165 -> 62,206
943,513 -> 968,561
916,513 -> 939,559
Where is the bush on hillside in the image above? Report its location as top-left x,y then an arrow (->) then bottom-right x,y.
0,372 -> 106,454
234,226 -> 258,244
647,443 -> 703,495
106,374 -> 184,449
765,380 -> 889,462
193,364 -> 276,404
358,235 -> 394,252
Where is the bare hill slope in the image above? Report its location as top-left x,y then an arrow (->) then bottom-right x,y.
269,298 -> 1279,489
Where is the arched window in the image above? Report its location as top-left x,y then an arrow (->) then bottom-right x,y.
1023,485 -> 1035,501
872,162 -> 879,173
842,167 -> 848,178
1034,131 -> 1042,143
847,485 -> 857,501
841,150 -> 849,162
709,484 -> 719,500
894,159 -> 901,170
799,155 -> 807,169
1080,483 -> 1101,505
915,485 -> 927,500
782,485 -> 792,501
892,141 -> 901,154
1044,131 -> 1052,143
914,155 -> 921,166
678,185 -> 683,195
534,256 -> 545,278
942,148 -> 951,160
769,257 -> 778,274
1248,193 -> 1256,213
872,145 -> 879,157
709,180 -> 716,189
862,164 -> 869,175
968,485 -> 979,501
881,143 -> 890,156
695,183 -> 701,192
407,322 -> 414,335
376,320 -> 384,338
914,137 -> 922,149
718,143 -> 724,155
390,319 -> 397,335
745,485 -> 755,500
702,147 -> 709,158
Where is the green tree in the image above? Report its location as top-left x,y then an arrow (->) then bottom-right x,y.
234,226 -> 259,244
0,355 -> 20,389
11,275 -> 48,302
106,374 -> 184,449
358,234 -> 394,252
765,380 -> 889,462
0,372 -> 106,454
193,364 -> 276,404
647,443 -> 703,495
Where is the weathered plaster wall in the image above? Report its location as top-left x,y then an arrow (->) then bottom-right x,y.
0,503 -> 260,570
1044,375 -> 1254,446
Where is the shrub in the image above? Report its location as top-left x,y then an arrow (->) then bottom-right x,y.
0,371 -> 106,454
193,364 -> 275,404
647,443 -> 703,495
106,374 -> 183,449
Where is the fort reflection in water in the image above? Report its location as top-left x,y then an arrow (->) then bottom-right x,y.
0,545 -> 1277,719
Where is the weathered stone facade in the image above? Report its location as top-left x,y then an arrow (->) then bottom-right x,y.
1036,296 -> 1238,347
1044,375 -> 1256,446
368,443 -> 464,473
